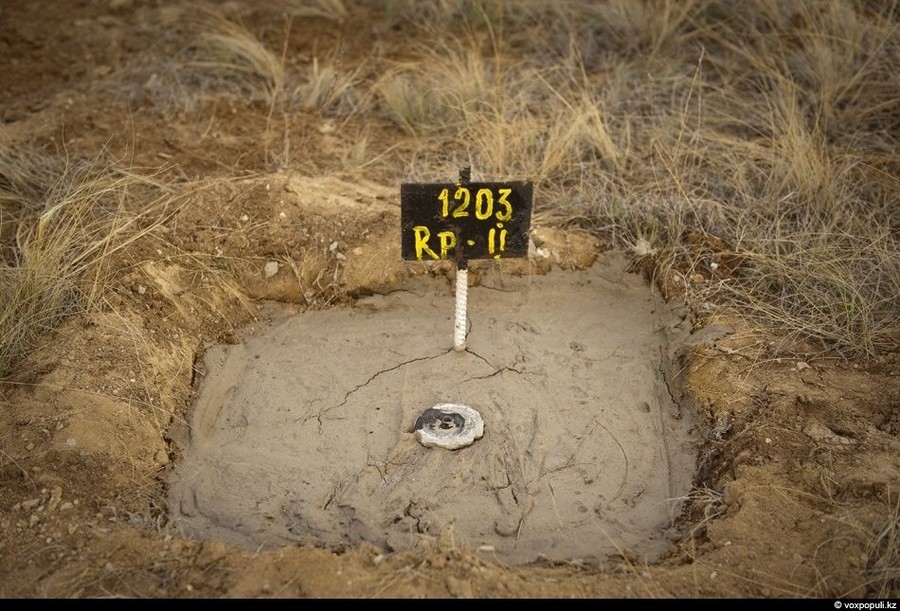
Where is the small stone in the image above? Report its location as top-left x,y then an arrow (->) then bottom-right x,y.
803,419 -> 856,446
48,486 -> 63,512
21,498 -> 42,511
197,538 -> 228,565
154,449 -> 169,465
685,325 -> 735,346
263,261 -> 279,278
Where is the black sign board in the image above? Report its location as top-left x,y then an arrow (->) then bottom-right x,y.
401,177 -> 533,266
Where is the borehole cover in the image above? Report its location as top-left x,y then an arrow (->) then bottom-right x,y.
167,251 -> 698,565
414,403 -> 484,450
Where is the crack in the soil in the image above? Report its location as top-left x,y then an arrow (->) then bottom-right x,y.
299,350 -> 448,429
298,341 -> 524,430
467,363 -> 523,380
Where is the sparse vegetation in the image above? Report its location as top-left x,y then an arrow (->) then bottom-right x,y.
361,0 -> 900,358
1,0 -> 898,599
866,491 -> 900,598
0,144 -> 179,377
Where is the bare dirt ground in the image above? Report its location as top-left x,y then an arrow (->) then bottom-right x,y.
1,0 -> 899,599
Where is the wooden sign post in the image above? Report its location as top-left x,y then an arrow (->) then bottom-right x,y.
401,168 -> 533,351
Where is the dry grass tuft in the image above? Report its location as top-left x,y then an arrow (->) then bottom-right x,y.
120,10 -> 364,119
181,14 -> 286,105
865,491 -> 900,598
289,55 -> 364,115
0,144 -> 179,377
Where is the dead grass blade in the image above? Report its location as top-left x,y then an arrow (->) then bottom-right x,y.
865,491 -> 900,598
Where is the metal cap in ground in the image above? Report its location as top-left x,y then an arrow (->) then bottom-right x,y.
414,403 -> 484,450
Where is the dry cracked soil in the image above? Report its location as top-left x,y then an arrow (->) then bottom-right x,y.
1,0 -> 899,599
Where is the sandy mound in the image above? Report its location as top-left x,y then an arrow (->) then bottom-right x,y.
168,252 -> 698,565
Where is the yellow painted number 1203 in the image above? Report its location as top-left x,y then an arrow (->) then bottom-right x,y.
438,187 -> 513,222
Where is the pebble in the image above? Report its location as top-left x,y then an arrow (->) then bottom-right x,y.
263,261 -> 279,278
21,498 -> 42,511
48,486 -> 63,512
154,449 -> 169,465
